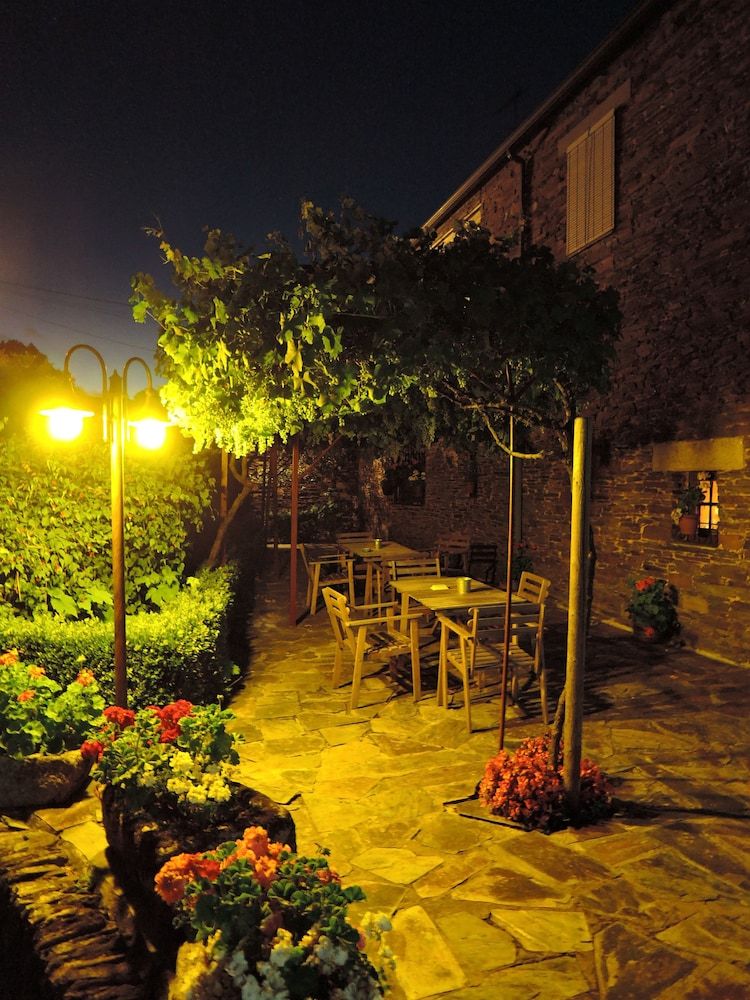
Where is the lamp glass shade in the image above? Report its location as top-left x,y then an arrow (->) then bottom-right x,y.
130,416 -> 167,450
40,405 -> 95,441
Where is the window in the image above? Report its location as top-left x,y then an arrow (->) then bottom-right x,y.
566,110 -> 615,255
433,204 -> 482,248
381,452 -> 426,506
672,471 -> 720,546
697,471 -> 720,544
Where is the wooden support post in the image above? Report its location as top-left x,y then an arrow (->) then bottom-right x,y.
499,416 -> 515,749
269,440 -> 279,575
563,416 -> 592,810
289,437 -> 300,626
219,449 -> 228,565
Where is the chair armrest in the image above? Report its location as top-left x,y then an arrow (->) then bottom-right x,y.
435,614 -> 472,640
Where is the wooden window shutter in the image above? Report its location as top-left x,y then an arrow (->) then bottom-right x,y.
566,109 -> 614,255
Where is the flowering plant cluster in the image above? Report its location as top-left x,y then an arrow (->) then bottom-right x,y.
82,700 -> 240,817
156,825 -> 393,999
478,733 -> 613,833
0,649 -> 104,758
625,576 -> 679,638
671,483 -> 705,524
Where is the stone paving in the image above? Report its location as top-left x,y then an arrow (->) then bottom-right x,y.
37,574 -> 750,999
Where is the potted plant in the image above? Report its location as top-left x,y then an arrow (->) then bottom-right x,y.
155,825 -> 395,999
625,576 -> 679,642
0,649 -> 104,809
83,700 -> 295,941
478,733 -> 613,833
671,483 -> 705,539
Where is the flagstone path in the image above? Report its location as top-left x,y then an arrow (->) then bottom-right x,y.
34,574 -> 750,998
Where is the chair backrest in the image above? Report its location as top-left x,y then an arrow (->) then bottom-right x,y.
322,586 -> 354,652
468,603 -> 544,656
298,543 -> 313,581
516,571 -> 551,605
468,542 -> 498,583
337,531 -> 373,546
436,533 -> 470,554
390,556 -> 442,580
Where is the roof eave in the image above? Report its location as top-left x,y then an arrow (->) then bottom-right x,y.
423,0 -> 667,232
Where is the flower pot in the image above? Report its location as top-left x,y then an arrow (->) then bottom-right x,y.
100,782 -> 297,948
678,513 -> 698,539
0,750 -> 92,810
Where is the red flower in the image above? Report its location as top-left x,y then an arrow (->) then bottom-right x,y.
81,739 -> 105,761
103,706 -> 136,729
643,625 -> 656,638
153,700 -> 193,742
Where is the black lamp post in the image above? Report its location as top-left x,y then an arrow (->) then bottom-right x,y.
39,343 -> 167,707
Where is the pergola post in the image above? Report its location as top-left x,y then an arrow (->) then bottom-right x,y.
563,416 -> 592,810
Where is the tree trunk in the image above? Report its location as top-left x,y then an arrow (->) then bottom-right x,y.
204,479 -> 254,569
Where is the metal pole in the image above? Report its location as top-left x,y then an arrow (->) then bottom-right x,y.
289,437 -> 300,625
109,371 -> 128,708
563,416 -> 592,810
499,416 -> 515,749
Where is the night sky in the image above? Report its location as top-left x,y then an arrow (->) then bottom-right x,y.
0,1 -> 640,388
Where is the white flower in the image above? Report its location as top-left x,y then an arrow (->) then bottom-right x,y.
225,949 -> 249,980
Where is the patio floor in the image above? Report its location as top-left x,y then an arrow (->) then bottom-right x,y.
36,571 -> 750,998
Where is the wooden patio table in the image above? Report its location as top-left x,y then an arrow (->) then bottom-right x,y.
340,539 -> 421,604
389,576 -> 533,701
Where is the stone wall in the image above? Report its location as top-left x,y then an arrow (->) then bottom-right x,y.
363,0 -> 750,665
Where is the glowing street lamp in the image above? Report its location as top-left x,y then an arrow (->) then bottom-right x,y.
39,344 -> 169,707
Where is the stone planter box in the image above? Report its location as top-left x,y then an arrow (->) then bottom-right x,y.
100,782 -> 296,950
0,750 -> 92,811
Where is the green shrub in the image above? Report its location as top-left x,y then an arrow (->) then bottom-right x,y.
0,432 -> 213,619
0,567 -> 240,708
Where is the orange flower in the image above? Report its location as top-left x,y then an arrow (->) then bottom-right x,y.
75,668 -> 95,686
17,689 -> 35,703
0,649 -> 19,666
252,855 -> 281,889
28,665 -> 46,679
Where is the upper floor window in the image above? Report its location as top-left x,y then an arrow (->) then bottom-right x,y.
566,109 -> 615,255
433,203 -> 483,248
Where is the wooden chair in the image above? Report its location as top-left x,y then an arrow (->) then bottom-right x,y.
515,571 -> 551,605
298,543 -> 354,616
436,603 -> 548,731
322,587 -> 427,710
336,532 -> 375,598
436,534 -> 470,575
389,555 -> 442,582
468,542 -> 498,584
336,531 -> 373,547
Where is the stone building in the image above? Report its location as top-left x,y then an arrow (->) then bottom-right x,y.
361,0 -> 750,665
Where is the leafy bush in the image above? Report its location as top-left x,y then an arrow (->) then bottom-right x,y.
0,650 -> 104,758
0,433 -> 213,619
0,567 -> 239,707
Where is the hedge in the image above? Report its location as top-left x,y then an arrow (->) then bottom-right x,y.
0,566 -> 240,708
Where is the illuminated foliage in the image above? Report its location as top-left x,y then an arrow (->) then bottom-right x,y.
131,200 -> 620,461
